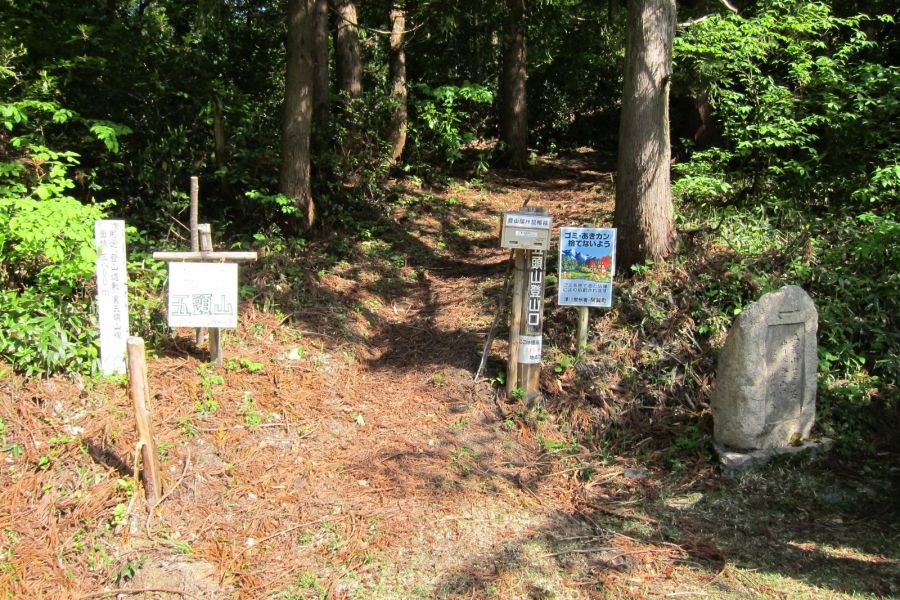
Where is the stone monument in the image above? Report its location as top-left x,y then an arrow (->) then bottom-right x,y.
711,285 -> 831,474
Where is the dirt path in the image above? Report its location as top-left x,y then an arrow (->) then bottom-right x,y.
2,152 -> 898,599
0,153 -> 627,599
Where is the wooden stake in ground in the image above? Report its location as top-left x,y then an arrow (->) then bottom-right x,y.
189,176 -> 200,252
126,337 -> 162,503
577,306 -> 589,356
191,177 -> 203,346
516,248 -> 548,402
197,224 -> 213,354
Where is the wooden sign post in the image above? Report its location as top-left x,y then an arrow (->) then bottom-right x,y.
576,306 -> 590,356
153,245 -> 256,366
500,207 -> 551,403
153,178 -> 257,365
95,220 -> 129,375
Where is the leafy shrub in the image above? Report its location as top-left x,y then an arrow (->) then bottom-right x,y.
0,59 -> 128,375
673,1 -> 898,425
312,91 -> 394,229
406,83 -> 494,168
676,1 -> 898,204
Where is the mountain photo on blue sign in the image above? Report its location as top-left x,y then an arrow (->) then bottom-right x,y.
558,227 -> 617,308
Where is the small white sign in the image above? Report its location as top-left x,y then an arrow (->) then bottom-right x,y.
167,262 -> 238,328
504,213 -> 552,230
95,220 -> 129,375
518,335 -> 543,364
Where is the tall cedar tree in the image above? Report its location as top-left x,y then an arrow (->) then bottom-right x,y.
614,0 -> 676,271
312,0 -> 330,131
280,0 -> 317,229
498,0 -> 528,168
334,0 -> 363,98
388,3 -> 408,161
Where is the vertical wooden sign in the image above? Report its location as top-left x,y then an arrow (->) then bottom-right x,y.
517,248 -> 548,400
503,206 -> 551,402
95,220 -> 129,375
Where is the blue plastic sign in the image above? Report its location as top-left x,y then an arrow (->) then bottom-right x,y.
558,227 -> 617,307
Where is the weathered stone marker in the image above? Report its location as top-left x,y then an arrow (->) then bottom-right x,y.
711,285 -> 830,473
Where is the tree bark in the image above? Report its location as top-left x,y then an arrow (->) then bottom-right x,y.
388,3 -> 407,162
497,0 -> 528,169
609,0 -> 621,21
280,0 -> 316,230
614,0 -> 677,272
213,95 -> 234,200
312,0 -> 330,131
333,0 -> 363,99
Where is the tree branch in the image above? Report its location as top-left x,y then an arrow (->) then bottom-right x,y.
329,5 -> 427,37
677,0 -> 737,28
719,0 -> 739,13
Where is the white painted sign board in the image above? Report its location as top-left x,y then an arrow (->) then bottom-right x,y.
500,211 -> 553,250
95,220 -> 129,375
167,262 -> 238,328
518,335 -> 542,364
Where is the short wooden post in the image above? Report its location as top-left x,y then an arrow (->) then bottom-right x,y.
197,224 -> 222,365
576,306 -> 589,356
191,177 -> 202,345
127,337 -> 162,503
195,224 -> 211,346
506,250 -> 526,396
208,327 -> 222,366
189,177 -> 200,252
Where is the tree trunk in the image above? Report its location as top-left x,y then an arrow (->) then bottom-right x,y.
333,0 -> 363,99
213,95 -> 233,201
608,0 -> 621,21
693,89 -> 719,148
614,0 -> 676,272
312,0 -> 330,131
497,0 -> 528,169
280,0 -> 316,230
388,3 -> 407,162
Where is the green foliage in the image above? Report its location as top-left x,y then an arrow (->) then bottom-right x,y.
527,0 -> 625,150
673,1 -> 899,440
240,393 -> 263,427
674,1 -> 898,209
312,91 -> 395,228
0,57 -> 129,375
407,83 -> 494,168
195,365 -> 223,416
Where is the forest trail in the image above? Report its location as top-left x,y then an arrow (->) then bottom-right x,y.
2,153 -> 898,598
2,153 -> 650,598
